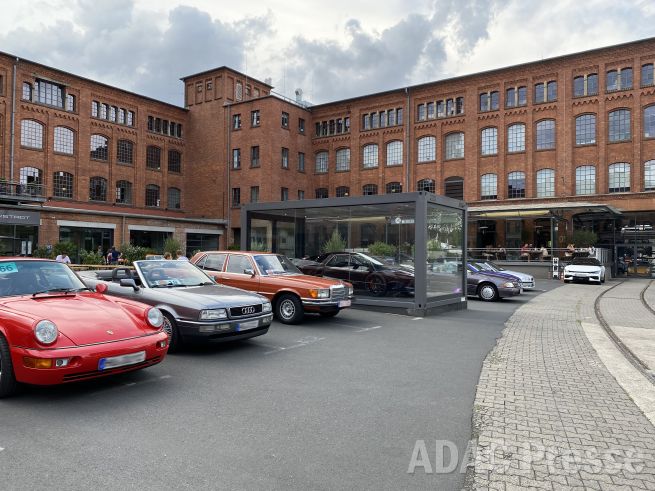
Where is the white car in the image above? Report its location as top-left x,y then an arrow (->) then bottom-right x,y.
473,261 -> 536,290
563,257 -> 606,284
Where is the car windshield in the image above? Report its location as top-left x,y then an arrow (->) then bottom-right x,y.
254,254 -> 302,276
135,260 -> 214,288
0,260 -> 87,297
353,253 -> 385,267
486,261 -> 504,271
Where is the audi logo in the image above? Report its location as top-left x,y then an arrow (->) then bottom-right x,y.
241,306 -> 256,315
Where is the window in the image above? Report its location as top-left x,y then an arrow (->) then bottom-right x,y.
168,187 -> 181,209
517,86 -> 527,106
575,165 -> 596,195
282,147 -> 289,168
445,132 -> 464,159
231,188 -> 241,207
250,146 -> 260,167
535,120 -> 555,150
115,180 -> 132,204
608,163 -> 630,193
444,177 -> 464,200
587,74 -> 598,95
620,68 -> 633,90
109,106 -> 117,122
35,79 -> 64,107
335,148 -> 350,171
235,82 -> 243,101
92,100 -> 99,117
536,169 -> 555,198
22,82 -> 32,101
118,108 -> 125,124
53,171 -> 73,198
20,120 -> 43,149
168,150 -> 182,173
506,87 -> 515,108
146,146 -> 162,170
127,111 -> 134,127
507,124 -> 525,152
480,174 -> 497,200
417,178 -> 435,193
19,167 -> 43,188
90,135 -> 109,161
608,109 -> 631,142
506,86 -> 527,108
534,81 -> 556,103
281,187 -> 289,201
315,151 -> 328,173
298,152 -> 305,172
426,102 -> 435,119
226,255 -> 253,275
574,74 -> 598,97
644,160 -> 655,191
336,186 -> 350,197
315,188 -> 328,199
479,94 -> 487,112
386,182 -> 402,194
232,148 -> 241,169
251,110 -> 260,127
575,114 -> 596,145
54,127 -> 74,154
298,190 -> 305,200
479,91 -> 499,111
117,140 -> 134,165
250,186 -> 259,203
146,184 -> 160,207
89,176 -> 107,201
232,114 -> 241,130
480,127 -> 497,156
362,144 -> 378,168
386,141 -> 402,166
299,118 -> 305,134
573,76 -> 584,97
66,94 -> 75,112
534,83 -> 545,104
418,103 -> 426,121
417,136 -> 436,162
642,64 -> 654,87
100,103 -> 108,119
362,184 -> 378,196
606,68 -> 632,92
281,112 -> 289,128
644,106 -> 655,138
547,81 -> 557,101
507,172 -> 526,198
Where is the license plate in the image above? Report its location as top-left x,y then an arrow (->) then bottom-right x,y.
99,351 -> 146,370
338,299 -> 351,308
237,320 -> 259,331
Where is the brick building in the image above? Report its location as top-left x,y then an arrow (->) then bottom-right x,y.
1,36 -> 655,271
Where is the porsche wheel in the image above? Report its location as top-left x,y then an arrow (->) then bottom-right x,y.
276,294 -> 303,324
162,312 -> 182,353
477,283 -> 498,302
0,334 -> 17,398
365,274 -> 387,296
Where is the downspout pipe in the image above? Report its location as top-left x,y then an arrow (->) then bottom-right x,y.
9,57 -> 18,182
405,87 -> 410,191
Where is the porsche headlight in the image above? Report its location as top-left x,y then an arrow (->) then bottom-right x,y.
262,301 -> 272,313
34,320 -> 58,345
147,308 -> 164,328
199,309 -> 228,320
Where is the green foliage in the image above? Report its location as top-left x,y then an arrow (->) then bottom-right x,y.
79,250 -> 105,265
164,237 -> 182,255
249,240 -> 268,252
120,243 -> 148,265
53,241 -> 77,258
32,245 -> 54,259
427,239 -> 442,251
572,230 -> 598,247
367,241 -> 397,257
227,243 -> 241,250
321,229 -> 347,254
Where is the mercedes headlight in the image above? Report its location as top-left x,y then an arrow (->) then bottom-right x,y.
262,302 -> 272,313
34,320 -> 58,345
146,308 -> 164,328
199,309 -> 228,320
309,288 -> 330,299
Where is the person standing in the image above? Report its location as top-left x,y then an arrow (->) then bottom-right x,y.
55,252 -> 71,264
175,249 -> 189,261
107,246 -> 121,265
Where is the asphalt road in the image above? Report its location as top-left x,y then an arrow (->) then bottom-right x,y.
0,282 -> 560,490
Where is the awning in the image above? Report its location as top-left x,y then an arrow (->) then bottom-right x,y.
468,201 -> 622,219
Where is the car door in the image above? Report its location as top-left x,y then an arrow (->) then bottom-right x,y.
221,254 -> 260,292
348,254 -> 373,288
196,253 -> 227,283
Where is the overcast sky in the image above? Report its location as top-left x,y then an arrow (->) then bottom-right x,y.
2,0 -> 654,105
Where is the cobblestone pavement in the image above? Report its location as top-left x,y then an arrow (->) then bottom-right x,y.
469,283 -> 655,490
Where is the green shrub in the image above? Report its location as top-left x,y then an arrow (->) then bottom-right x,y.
250,240 -> 268,252
79,250 -> 105,265
367,241 -> 396,257
164,237 -> 182,255
119,243 -> 149,265
321,230 -> 347,253
572,230 -> 598,247
53,241 -> 77,258
227,243 -> 241,250
32,245 -> 54,259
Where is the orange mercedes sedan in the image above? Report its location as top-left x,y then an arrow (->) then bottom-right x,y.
190,252 -> 354,324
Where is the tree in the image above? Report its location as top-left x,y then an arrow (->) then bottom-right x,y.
572,230 -> 598,247
164,237 -> 181,255
321,229 -> 346,253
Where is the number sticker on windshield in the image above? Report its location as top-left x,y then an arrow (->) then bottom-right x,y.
0,262 -> 17,274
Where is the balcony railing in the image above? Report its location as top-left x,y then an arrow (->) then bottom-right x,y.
0,182 -> 47,202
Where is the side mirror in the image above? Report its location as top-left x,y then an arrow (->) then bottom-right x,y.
351,264 -> 359,270
119,278 -> 139,291
244,268 -> 255,277
95,283 -> 108,294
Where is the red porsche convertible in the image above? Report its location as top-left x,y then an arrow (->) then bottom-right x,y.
0,258 -> 169,397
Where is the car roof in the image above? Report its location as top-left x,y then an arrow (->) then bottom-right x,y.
200,251 -> 277,255
0,257 -> 53,262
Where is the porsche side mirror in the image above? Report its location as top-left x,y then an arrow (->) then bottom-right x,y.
119,278 -> 139,291
244,268 -> 255,277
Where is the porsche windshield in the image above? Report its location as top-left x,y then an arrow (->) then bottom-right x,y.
0,260 -> 87,297
254,254 -> 302,276
135,260 -> 214,287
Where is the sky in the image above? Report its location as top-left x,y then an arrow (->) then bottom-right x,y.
1,0 -> 655,106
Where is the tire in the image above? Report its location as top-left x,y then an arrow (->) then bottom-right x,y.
162,312 -> 182,353
276,294 -> 304,324
365,274 -> 387,297
477,283 -> 498,302
319,310 -> 339,318
601,275 -> 606,284
0,333 -> 18,398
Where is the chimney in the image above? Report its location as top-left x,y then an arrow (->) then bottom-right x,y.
295,88 -> 303,103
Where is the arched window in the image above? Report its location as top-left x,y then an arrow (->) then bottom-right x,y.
53,171 -> 73,198
146,146 -> 161,170
362,184 -> 378,196
608,109 -> 631,142
145,184 -> 160,207
168,150 -> 182,173
535,120 -> 555,150
90,134 -> 109,161
536,169 -> 555,198
20,167 -> 42,186
20,120 -> 44,149
417,136 -> 436,162
575,165 -> 596,195
507,123 -> 525,152
362,144 -> 378,168
480,174 -> 497,200
386,182 -> 402,194
644,160 -> 655,191
480,127 -> 497,156
575,114 -> 596,145
315,188 -> 328,199
336,186 -> 350,197
117,140 -> 134,165
642,64 -> 654,88
445,132 -> 464,159
386,141 -> 403,166
417,178 -> 435,193
608,163 -> 630,193
315,151 -> 328,173
335,148 -> 350,172
644,106 -> 655,138
444,176 -> 464,200
168,187 -> 181,209
89,176 -> 107,201
507,171 -> 526,198
54,127 -> 74,154
115,180 -> 132,204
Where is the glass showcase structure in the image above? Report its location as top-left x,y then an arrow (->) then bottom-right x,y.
242,192 -> 467,315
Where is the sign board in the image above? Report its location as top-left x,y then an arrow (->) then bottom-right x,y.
0,209 -> 40,226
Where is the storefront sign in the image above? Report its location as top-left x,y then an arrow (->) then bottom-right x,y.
0,209 -> 41,226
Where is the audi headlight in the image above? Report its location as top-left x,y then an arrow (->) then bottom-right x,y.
199,309 -> 228,320
147,307 -> 164,328
34,320 -> 58,345
262,301 -> 272,313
